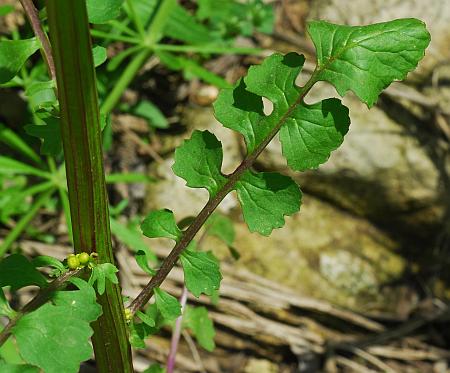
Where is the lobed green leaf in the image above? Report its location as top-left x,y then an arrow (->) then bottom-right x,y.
141,209 -> 182,242
0,38 -> 39,83
307,18 -> 431,107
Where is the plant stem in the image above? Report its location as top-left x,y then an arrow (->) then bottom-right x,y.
46,1 -> 133,372
100,48 -> 152,115
166,286 -> 188,373
0,268 -> 83,347
129,72 -> 319,314
19,0 -> 56,81
0,187 -> 55,257
153,43 -> 263,55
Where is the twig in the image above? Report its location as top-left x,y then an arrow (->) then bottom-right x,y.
0,267 -> 82,347
19,0 -> 56,81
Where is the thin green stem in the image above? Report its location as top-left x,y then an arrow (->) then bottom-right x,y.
125,0 -> 145,38
153,43 -> 263,55
0,187 -> 55,257
90,29 -> 140,44
100,48 -> 152,115
108,19 -> 139,38
129,72 -> 319,314
100,0 -> 175,115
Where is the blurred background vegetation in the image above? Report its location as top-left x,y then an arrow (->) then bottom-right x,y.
0,0 -> 449,372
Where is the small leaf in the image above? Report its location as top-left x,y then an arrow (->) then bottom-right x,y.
136,310 -> 155,327
183,306 -> 215,351
235,171 -> 301,236
31,255 -> 65,273
128,321 -> 155,349
0,254 -> 47,291
154,288 -> 181,321
172,131 -> 227,197
180,247 -> 222,297
25,117 -> 62,157
92,45 -> 107,67
86,0 -> 123,24
88,263 -> 119,295
0,287 -> 16,318
132,100 -> 169,129
12,278 -> 101,373
24,80 -> 57,111
205,213 -> 235,246
135,249 -> 156,275
141,209 -> 182,242
0,38 -> 39,83
307,18 -> 431,107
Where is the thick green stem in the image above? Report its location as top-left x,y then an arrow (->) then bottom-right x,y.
46,1 -> 133,372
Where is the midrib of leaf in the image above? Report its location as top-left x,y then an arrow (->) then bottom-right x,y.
130,68 -> 319,313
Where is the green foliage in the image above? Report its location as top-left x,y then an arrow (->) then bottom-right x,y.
0,362 -> 39,373
173,131 -> 227,197
308,19 -> 431,107
183,306 -> 215,351
135,249 -> 157,275
141,209 -> 182,242
143,364 -> 166,373
0,254 -> 47,291
0,38 -> 39,83
154,288 -> 181,321
180,245 -> 222,297
0,288 -> 16,318
88,263 -> 119,295
86,0 -> 124,24
12,279 -> 102,373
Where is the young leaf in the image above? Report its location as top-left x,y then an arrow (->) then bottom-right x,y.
136,310 -> 155,327
92,45 -> 107,67
0,38 -> 39,83
0,288 -> 16,318
31,255 -> 65,273
0,254 -> 47,291
183,306 -> 215,351
141,209 -> 182,242
86,0 -> 123,24
180,247 -> 222,297
88,263 -> 119,295
235,171 -> 301,236
135,249 -> 156,276
172,131 -> 227,197
25,117 -> 62,157
307,18 -> 431,107
11,278 -> 101,373
154,288 -> 181,321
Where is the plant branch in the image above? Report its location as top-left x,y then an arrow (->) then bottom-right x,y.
19,0 -> 56,81
0,268 -> 82,347
129,71 -> 318,314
